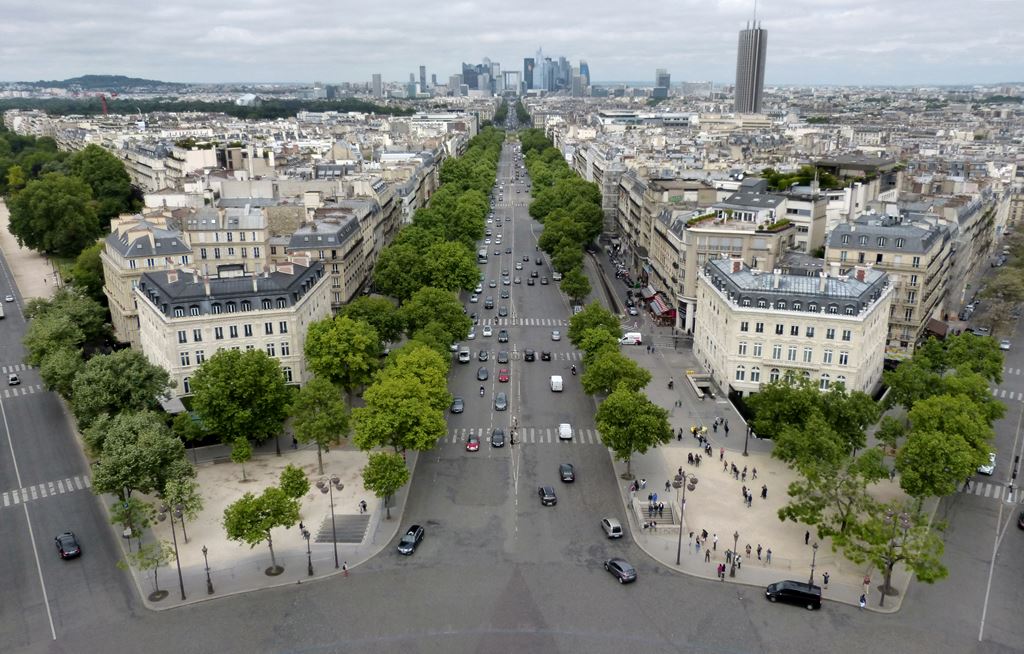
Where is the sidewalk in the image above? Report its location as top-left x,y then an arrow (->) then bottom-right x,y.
0,199 -> 59,301
581,247 -> 913,612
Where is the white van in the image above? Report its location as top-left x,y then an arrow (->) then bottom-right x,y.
619,332 -> 642,345
558,423 -> 573,440
458,348 -> 471,363
550,375 -> 563,392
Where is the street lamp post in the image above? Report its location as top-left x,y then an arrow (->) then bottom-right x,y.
303,528 -> 313,576
743,425 -> 751,457
316,475 -> 343,569
730,531 -> 740,577
673,472 -> 698,565
158,503 -> 186,601
201,545 -> 213,595
809,542 -> 819,586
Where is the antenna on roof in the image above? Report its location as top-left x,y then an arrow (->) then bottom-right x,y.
753,0 -> 758,22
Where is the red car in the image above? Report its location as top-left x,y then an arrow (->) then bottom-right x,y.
498,368 -> 510,382
466,434 -> 480,452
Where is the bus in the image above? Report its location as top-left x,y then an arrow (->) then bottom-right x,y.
477,248 -> 488,264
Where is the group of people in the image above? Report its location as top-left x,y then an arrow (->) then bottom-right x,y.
647,500 -> 666,518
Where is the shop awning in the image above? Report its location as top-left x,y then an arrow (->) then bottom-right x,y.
640,285 -> 658,300
650,293 -> 669,314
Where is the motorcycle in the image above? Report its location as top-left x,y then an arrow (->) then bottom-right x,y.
480,386 -> 486,397
571,365 -> 577,376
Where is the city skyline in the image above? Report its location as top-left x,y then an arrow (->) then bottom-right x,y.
2,0 -> 1022,86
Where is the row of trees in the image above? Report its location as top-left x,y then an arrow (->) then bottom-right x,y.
520,129 -> 599,305
973,229 -> 1024,336
746,333 -> 1004,603
0,97 -> 414,120
514,101 -> 530,125
493,100 -> 509,124
2,133 -> 140,258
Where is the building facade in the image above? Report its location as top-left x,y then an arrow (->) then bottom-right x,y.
734,22 -> 767,114
694,257 -> 892,397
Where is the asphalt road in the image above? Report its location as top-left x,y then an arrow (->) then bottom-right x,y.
5,141 -> 1022,654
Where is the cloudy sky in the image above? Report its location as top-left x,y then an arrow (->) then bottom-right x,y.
1,0 -> 1020,85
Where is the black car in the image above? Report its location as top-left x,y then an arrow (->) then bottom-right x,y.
55,531 -> 81,559
559,463 -> 575,482
604,558 -> 637,584
540,350 -> 552,361
765,581 -> 822,610
498,330 -> 509,343
397,525 -> 425,555
497,350 -> 510,364
538,485 -> 558,506
505,247 -> 512,254
500,289 -> 509,299
535,257 -> 542,265
478,350 -> 489,362
531,270 -> 539,278
523,255 -> 530,262
498,306 -> 508,317
524,349 -> 536,361
450,397 -> 464,413
527,278 -> 535,286
477,367 -> 488,381
491,428 -> 506,447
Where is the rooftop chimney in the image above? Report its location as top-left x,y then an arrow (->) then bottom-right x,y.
203,275 -> 211,296
772,268 -> 781,289
855,265 -> 867,282
167,270 -> 178,284
731,258 -> 743,273
818,271 -> 828,293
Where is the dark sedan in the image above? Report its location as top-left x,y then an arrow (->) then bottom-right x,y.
397,525 -> 425,555
491,428 -> 506,448
604,558 -> 637,584
477,367 -> 488,381
538,486 -> 557,506
56,531 -> 81,559
559,463 -> 575,482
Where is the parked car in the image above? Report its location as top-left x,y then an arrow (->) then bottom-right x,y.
604,558 -> 637,584
55,531 -> 81,559
765,580 -> 822,610
538,485 -> 557,506
397,525 -> 425,555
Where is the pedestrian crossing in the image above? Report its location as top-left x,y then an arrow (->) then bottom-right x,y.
477,317 -> 568,327
990,388 -> 1024,402
467,350 -> 583,362
1005,367 -> 1023,377
2,384 -> 44,398
442,426 -> 603,446
2,474 -> 91,509
2,365 -> 29,373
961,479 -> 1023,503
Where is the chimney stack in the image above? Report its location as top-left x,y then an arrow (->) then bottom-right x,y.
772,268 -> 781,289
203,275 -> 211,296
732,258 -> 743,273
855,265 -> 867,282
818,271 -> 828,293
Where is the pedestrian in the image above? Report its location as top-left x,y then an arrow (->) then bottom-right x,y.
889,468 -> 896,482
742,466 -> 747,477
745,544 -> 752,557
766,548 -> 772,564
291,436 -> 298,449
741,470 -> 747,482
718,563 -> 724,580
679,466 -> 684,476
741,485 -> 747,498
724,424 -> 730,437
859,594 -> 866,610
688,453 -> 694,465
705,548 -> 711,562
658,502 -> 664,518
725,549 -> 732,563
689,531 -> 694,548
648,503 -> 654,517
735,555 -> 742,570
746,493 -> 753,508
734,467 -> 740,480
713,422 -> 718,433
756,544 -> 762,560
720,447 -> 725,461
665,479 -> 671,492
697,454 -> 702,467
752,467 -> 757,480
299,521 -> 305,534
640,478 -> 647,489
723,460 -> 729,472
805,530 -> 810,545
761,485 -> 768,499
701,529 -> 708,542
652,492 -> 658,504
343,561 -> 349,577
823,572 -> 830,588
651,521 -> 657,531
696,540 -> 701,554
713,533 -> 718,550
647,492 -> 653,503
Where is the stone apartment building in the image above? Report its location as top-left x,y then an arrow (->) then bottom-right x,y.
694,257 -> 892,398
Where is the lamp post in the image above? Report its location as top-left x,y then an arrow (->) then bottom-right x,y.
730,530 -> 740,577
201,545 -> 213,595
158,503 -> 186,601
303,528 -> 313,576
673,472 -> 698,565
316,475 -> 343,569
743,425 -> 751,457
809,542 -> 819,586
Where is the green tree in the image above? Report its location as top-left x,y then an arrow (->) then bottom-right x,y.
875,415 -> 906,452
373,243 -> 423,302
595,386 -> 672,478
118,540 -> 176,599
90,411 -> 187,501
581,349 -> 652,395
843,501 -> 947,606
231,437 -> 252,481
8,173 -> 101,256
290,377 -> 350,474
6,164 -> 27,192
67,144 -> 137,221
353,374 -> 448,452
190,348 -> 291,445
38,346 -> 83,399
420,241 -> 479,292
401,286 -> 471,343
559,267 -> 591,304
896,430 -> 978,505
747,376 -> 822,442
70,349 -> 172,429
304,316 -> 380,403
222,487 -> 300,573
578,328 -> 620,365
361,451 -> 409,520
339,296 -> 405,344
410,321 -> 457,359
279,464 -> 310,500
383,343 -> 452,411
162,474 -> 204,544
550,246 -> 584,275
23,311 -> 85,367
906,394 -> 993,463
567,302 -> 622,346
68,240 -> 107,304
109,496 -> 156,550
25,287 -> 108,343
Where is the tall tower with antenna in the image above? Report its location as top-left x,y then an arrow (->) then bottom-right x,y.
734,2 -> 767,114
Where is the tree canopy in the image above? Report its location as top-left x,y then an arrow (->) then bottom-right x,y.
567,302 -> 622,347
595,386 -> 672,477
71,349 -> 172,430
304,315 -> 381,399
190,349 -> 290,445
290,377 -> 349,474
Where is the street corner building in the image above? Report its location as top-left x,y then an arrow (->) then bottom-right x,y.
693,255 -> 892,398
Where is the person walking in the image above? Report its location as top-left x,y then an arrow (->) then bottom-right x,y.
741,485 -> 747,499
823,572 -> 830,589
720,447 -> 725,461
343,562 -> 349,577
713,533 -> 718,550
735,555 -> 742,570
756,544 -> 762,560
859,594 -> 866,610
665,479 -> 671,492
724,423 -> 730,437
805,530 -> 810,545
752,467 -> 758,480
761,484 -> 768,499
745,544 -> 752,557
705,548 -> 711,563
723,460 -> 729,472
766,548 -> 772,564
713,422 -> 718,433
695,539 -> 701,555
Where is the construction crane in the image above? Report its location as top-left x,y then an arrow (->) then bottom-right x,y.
97,93 -> 108,115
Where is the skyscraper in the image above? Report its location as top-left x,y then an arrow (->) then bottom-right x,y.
419,65 -> 427,90
372,73 -> 382,98
523,58 -> 535,90
579,60 -> 590,87
655,68 -> 671,89
734,21 -> 767,113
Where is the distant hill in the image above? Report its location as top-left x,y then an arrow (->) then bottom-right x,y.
29,75 -> 185,90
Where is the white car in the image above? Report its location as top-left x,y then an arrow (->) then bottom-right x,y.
551,330 -> 561,341
469,295 -> 479,303
978,452 -> 996,475
474,284 -> 483,294
482,325 -> 493,337
484,238 -> 491,244
467,329 -> 476,340
1000,340 -> 1011,351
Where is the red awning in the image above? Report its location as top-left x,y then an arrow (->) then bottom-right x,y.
650,294 -> 669,314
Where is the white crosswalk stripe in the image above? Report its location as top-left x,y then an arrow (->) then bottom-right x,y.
0,475 -> 92,511
990,388 -> 1024,402
2,384 -> 44,398
1,364 -> 28,374
962,480 -> 1023,503
443,426 -> 600,445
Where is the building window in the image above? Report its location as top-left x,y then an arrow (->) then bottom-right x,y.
841,234 -> 850,244
264,322 -> 273,335
215,327 -> 224,340
803,347 -> 813,363
214,248 -> 221,259
823,349 -> 834,364
793,302 -> 802,311
227,232 -> 233,242
769,368 -> 780,383
277,298 -> 287,309
775,324 -> 784,335
827,304 -> 838,314
840,251 -> 848,262
738,342 -> 747,356
877,237 -> 887,247
180,352 -> 191,366
753,343 -> 763,357
196,350 -> 205,364
283,367 -> 294,383
895,238 -> 905,248
819,374 -> 830,390
839,351 -> 849,366
757,299 -> 767,308
858,235 -> 868,246
266,343 -> 276,357
772,344 -> 782,360
271,246 -> 278,255
281,342 -> 290,356
242,248 -> 247,258
740,321 -> 749,332
904,307 -> 913,320
755,322 -> 764,333
279,321 -> 288,334
826,328 -> 835,339
790,325 -> 799,336
227,248 -> 235,257
909,274 -> 918,286
190,305 -> 200,317
808,303 -> 818,312
842,330 -> 851,341
736,365 -> 745,381
750,367 -> 760,382
177,330 -> 187,344
183,377 -> 190,394
742,298 -> 751,307
230,326 -> 239,338
246,344 -> 255,351
787,346 -> 797,361
836,375 -> 847,386
239,232 -> 246,242
212,303 -> 222,314
241,300 -> 252,312
777,301 -> 786,310
262,299 -> 273,310
806,326 -> 815,338
192,329 -> 202,342
253,247 -> 261,259
912,256 -> 920,268
226,302 -> 237,313
244,324 -> 253,337
173,307 -> 185,318
200,248 -> 208,259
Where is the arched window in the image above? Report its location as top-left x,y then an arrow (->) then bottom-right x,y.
792,301 -> 802,311
736,365 -> 746,381
750,367 -> 761,383
769,368 -> 780,383
276,298 -> 287,309
808,303 -> 818,312
836,375 -> 847,388
845,305 -> 856,315
173,306 -> 185,317
241,300 -> 252,312
182,377 -> 191,394
282,366 -> 293,383
819,374 -> 830,390
742,298 -> 751,307
827,304 -> 838,314
756,298 -> 767,308
189,305 -> 200,316
262,299 -> 273,310
225,301 -> 237,313
776,301 -> 786,310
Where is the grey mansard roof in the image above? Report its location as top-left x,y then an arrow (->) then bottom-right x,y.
285,214 -> 361,251
827,214 -> 949,253
105,218 -> 191,258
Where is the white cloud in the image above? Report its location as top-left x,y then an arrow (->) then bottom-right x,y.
1,0 -> 1021,84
